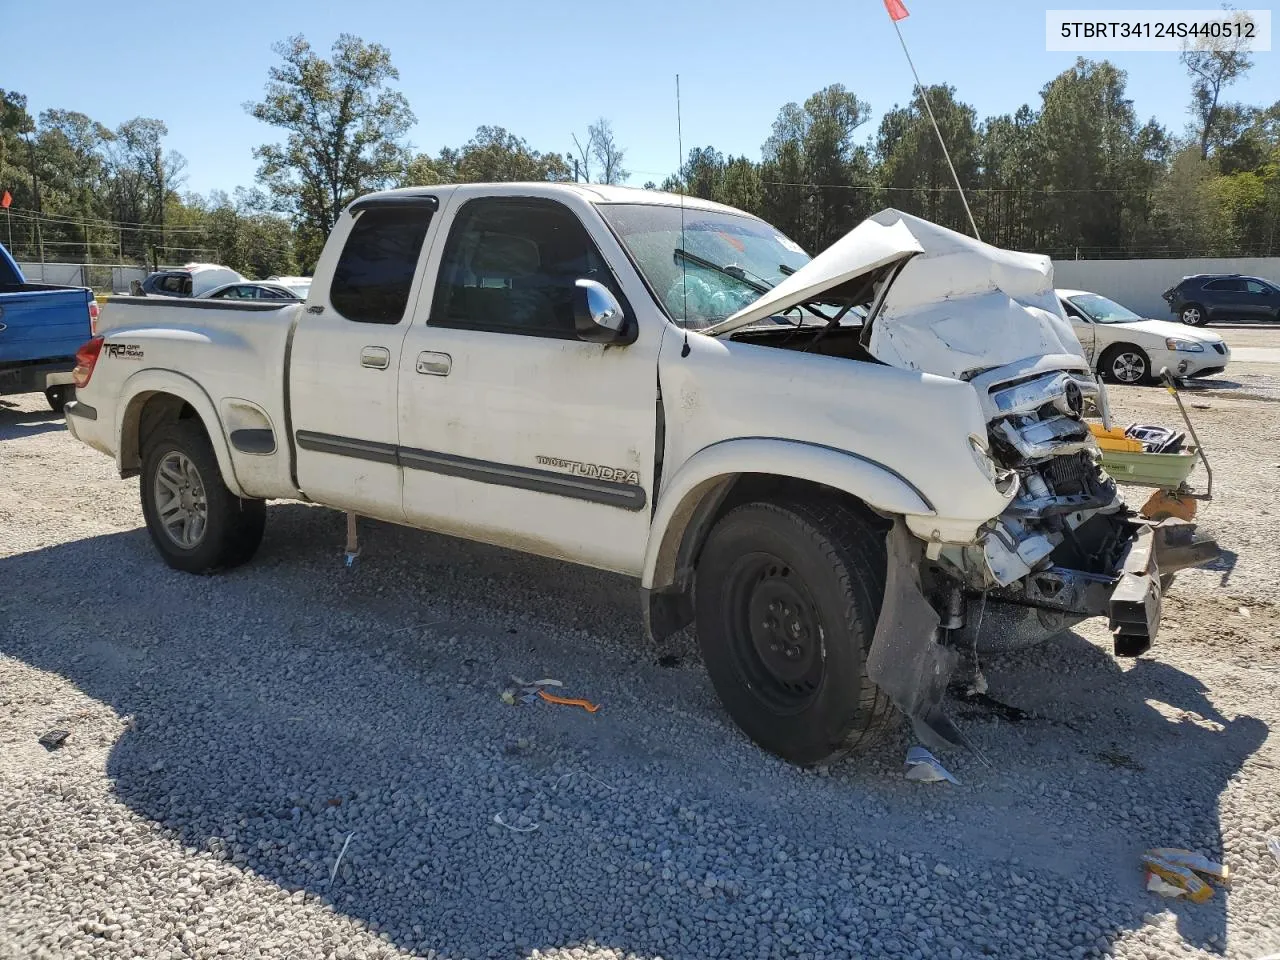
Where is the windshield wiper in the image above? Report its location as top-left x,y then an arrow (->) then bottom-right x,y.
673,248 -> 771,293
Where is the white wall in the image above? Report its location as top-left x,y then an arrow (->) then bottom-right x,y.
1051,257 -> 1280,320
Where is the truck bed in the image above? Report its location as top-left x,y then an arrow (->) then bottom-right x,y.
0,283 -> 94,367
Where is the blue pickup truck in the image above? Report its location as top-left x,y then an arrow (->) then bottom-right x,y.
0,242 -> 98,412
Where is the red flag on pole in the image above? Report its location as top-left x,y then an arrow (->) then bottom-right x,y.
884,0 -> 909,21
1,190 -> 11,209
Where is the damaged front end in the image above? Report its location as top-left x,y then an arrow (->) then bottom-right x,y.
869,358 -> 1220,752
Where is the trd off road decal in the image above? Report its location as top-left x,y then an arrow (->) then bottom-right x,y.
535,455 -> 640,486
103,343 -> 144,360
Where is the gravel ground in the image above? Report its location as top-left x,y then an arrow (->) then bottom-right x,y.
2,362 -> 1279,960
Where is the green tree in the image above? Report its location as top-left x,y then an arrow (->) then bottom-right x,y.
247,34 -> 414,265
875,84 -> 979,233
1180,16 -> 1254,160
759,84 -> 876,252
404,127 -> 571,185
1033,59 -> 1165,255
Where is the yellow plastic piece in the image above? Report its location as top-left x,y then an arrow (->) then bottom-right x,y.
1141,489 -> 1198,522
1088,422 -> 1145,453
1141,853 -> 1215,902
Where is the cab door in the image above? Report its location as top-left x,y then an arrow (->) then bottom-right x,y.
287,194 -> 440,520
395,193 -> 662,575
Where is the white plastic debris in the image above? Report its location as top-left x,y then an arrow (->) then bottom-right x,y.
1267,836 -> 1280,867
493,813 -> 539,833
1146,872 -> 1187,898
903,746 -> 960,785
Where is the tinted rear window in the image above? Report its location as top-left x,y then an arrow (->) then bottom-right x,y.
330,207 -> 433,324
1204,278 -> 1244,292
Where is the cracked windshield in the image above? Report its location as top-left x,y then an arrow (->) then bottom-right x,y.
599,203 -> 811,330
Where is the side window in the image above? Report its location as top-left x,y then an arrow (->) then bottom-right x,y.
429,197 -> 620,338
1245,279 -> 1272,295
1061,301 -> 1085,321
1204,278 -> 1244,292
330,206 -> 433,324
158,275 -> 184,294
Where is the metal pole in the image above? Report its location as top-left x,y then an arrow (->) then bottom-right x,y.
4,208 -> 10,251
891,19 -> 980,241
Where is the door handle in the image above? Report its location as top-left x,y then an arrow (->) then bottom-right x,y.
361,346 -> 390,370
416,351 -> 451,376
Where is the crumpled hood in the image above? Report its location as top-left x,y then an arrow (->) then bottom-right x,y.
711,208 -> 1085,381
864,211 -> 1084,379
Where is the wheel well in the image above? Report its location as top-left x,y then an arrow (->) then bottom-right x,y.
119,392 -> 206,478
667,474 -> 884,593
643,473 -> 888,644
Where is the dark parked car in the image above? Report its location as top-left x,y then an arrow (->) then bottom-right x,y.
1162,274 -> 1280,326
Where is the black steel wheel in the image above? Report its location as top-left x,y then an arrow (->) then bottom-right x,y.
695,498 -> 894,766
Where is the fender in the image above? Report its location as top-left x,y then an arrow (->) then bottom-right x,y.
115,368 -> 246,499
641,436 -> 936,591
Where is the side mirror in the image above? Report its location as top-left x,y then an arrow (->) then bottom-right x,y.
573,279 -> 635,345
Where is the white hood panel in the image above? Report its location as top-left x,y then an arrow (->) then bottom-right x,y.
707,217 -> 923,334
864,211 -> 1084,379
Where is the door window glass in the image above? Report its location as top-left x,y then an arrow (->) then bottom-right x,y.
429,197 -> 621,338
330,206 -> 433,324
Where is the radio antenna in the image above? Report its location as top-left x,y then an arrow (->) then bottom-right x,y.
676,73 -> 690,357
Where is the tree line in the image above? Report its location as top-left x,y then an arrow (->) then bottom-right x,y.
2,30 -> 1276,279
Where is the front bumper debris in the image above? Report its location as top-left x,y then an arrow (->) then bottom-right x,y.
1108,518 -> 1221,657
1107,525 -> 1161,656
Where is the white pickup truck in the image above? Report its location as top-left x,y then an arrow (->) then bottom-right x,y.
63,183 -> 1218,766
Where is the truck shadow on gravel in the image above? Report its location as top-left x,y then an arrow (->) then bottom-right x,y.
0,400 -> 64,440
0,503 -> 1268,959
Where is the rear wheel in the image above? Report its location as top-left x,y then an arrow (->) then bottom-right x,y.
140,420 -> 265,573
1100,344 -> 1151,385
1180,304 -> 1207,326
694,499 -> 893,766
45,385 -> 69,413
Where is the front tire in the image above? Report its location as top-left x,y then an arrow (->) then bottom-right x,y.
694,499 -> 893,766
140,420 -> 265,573
1180,304 -> 1207,326
1100,344 -> 1152,385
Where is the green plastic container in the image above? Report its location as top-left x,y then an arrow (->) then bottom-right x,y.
1100,447 -> 1200,489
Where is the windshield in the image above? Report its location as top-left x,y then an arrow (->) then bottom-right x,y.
598,203 -> 813,330
1068,293 -> 1143,324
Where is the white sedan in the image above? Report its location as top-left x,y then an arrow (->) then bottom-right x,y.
1057,289 -> 1231,385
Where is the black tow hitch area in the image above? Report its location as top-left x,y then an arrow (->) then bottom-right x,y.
1108,518 -> 1221,657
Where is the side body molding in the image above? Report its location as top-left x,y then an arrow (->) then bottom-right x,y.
115,368 -> 246,498
641,437 -> 936,591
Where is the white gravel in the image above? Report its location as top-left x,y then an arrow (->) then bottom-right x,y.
2,366 -> 1279,960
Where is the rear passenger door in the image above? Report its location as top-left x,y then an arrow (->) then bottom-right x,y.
395,193 -> 663,576
288,194 -> 439,520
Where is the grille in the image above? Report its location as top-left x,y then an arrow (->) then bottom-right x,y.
1045,451 -> 1094,490
1213,343 -> 1226,355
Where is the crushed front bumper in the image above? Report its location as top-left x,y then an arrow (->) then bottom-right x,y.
1108,519 -> 1220,657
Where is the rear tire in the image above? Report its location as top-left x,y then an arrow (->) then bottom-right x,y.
140,420 -> 265,573
45,385 -> 69,413
694,499 -> 893,766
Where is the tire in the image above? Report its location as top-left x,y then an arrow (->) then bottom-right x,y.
694,498 -> 893,766
1099,344 -> 1152,385
139,420 -> 265,573
1180,304 -> 1207,326
45,385 -> 69,413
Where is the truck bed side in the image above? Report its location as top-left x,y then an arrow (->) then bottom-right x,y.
79,297 -> 304,500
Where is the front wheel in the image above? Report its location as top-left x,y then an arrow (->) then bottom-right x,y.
1100,344 -> 1152,385
140,420 -> 265,573
694,499 -> 894,766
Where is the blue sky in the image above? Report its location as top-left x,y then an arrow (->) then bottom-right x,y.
6,0 -> 1278,197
